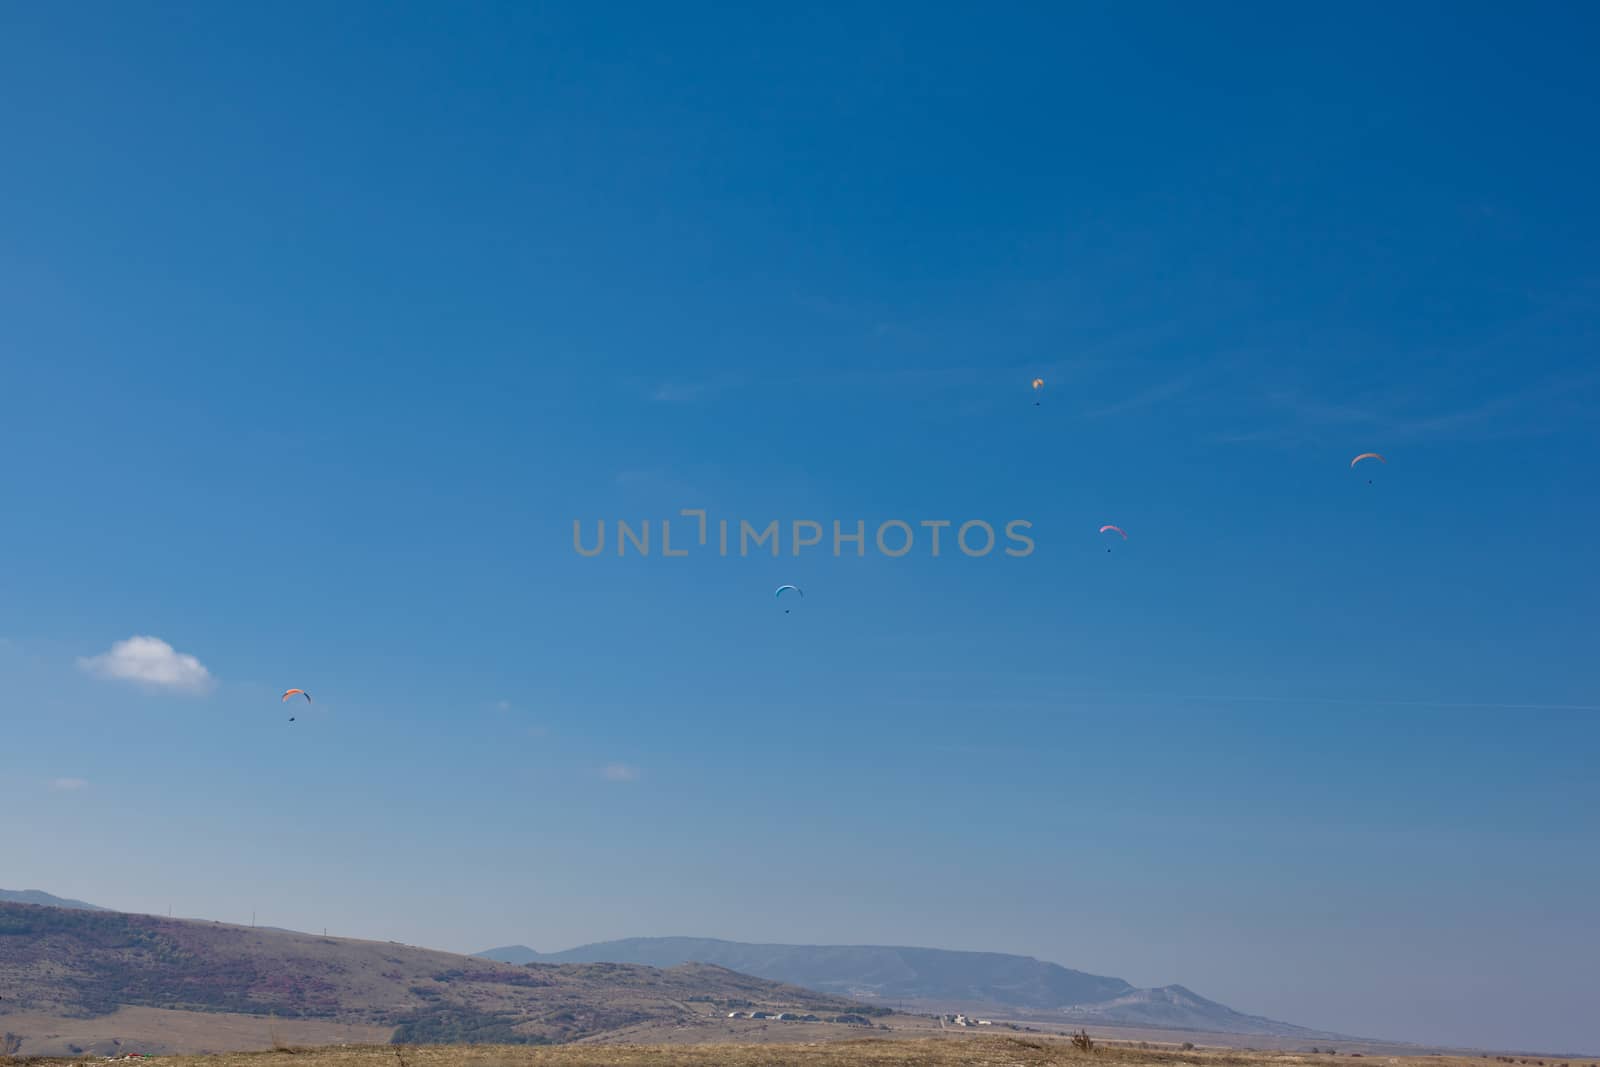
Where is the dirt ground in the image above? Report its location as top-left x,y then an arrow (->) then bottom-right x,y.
6,1036 -> 1596,1067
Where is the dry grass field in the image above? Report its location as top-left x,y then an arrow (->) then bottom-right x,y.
0,1006 -> 392,1058
5,1038 -> 1595,1067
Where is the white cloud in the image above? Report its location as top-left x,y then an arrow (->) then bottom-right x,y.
494,700 -> 513,712
50,778 -> 89,791
602,762 -> 639,782
77,635 -> 214,693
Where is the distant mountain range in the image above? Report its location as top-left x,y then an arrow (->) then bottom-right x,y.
1059,984 -> 1324,1035
478,937 -> 1331,1038
0,888 -> 104,911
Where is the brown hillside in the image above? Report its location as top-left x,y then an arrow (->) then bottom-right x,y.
0,902 -> 881,1054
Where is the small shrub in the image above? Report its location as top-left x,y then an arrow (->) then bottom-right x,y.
2,1033 -> 23,1057
1181,1042 -> 1196,1051
1071,1029 -> 1095,1053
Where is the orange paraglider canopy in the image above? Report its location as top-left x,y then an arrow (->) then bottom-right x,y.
281,688 -> 311,702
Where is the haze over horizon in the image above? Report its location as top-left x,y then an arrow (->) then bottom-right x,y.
3,2 -> 1596,1056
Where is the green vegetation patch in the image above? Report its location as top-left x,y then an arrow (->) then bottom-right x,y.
390,1008 -> 551,1046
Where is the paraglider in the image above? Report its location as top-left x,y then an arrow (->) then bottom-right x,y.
1351,452 -> 1386,484
775,584 -> 803,613
1099,524 -> 1127,552
281,689 -> 311,702
1031,377 -> 1044,405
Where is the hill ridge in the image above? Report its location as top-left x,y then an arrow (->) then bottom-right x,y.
0,888 -> 105,911
0,900 -> 881,1055
477,936 -> 1327,1038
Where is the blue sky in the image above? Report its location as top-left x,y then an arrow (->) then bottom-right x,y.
2,2 -> 1598,1054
